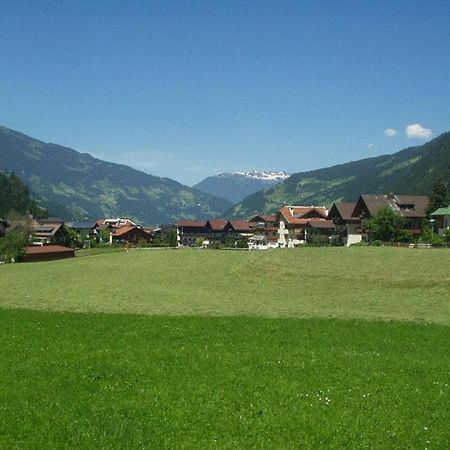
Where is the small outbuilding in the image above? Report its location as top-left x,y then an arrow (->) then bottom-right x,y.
431,206 -> 450,235
24,245 -> 75,262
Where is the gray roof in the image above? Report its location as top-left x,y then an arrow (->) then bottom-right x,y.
67,221 -> 97,229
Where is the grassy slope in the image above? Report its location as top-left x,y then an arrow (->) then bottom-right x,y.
1,247 -> 449,324
1,310 -> 449,448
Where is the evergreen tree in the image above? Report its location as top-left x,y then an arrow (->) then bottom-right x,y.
426,176 -> 449,216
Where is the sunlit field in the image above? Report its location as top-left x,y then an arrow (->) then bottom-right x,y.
1,248 -> 449,448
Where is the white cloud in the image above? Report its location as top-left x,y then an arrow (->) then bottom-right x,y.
367,143 -> 375,149
384,128 -> 397,137
405,123 -> 433,139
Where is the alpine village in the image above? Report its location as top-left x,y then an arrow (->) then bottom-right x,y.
1,126 -> 449,264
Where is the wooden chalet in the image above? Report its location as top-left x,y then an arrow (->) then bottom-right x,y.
110,224 -> 152,244
328,194 -> 429,245
176,220 -> 208,246
176,219 -> 256,247
224,220 -> 252,237
208,219 -> 228,241
328,202 -> 361,246
352,194 -> 429,235
304,219 -> 335,241
31,219 -> 69,245
248,214 -> 277,228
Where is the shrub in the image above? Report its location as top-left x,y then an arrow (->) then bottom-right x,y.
0,230 -> 28,263
308,234 -> 330,246
208,241 -> 225,250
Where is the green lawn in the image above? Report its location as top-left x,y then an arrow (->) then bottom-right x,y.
1,247 -> 449,324
1,310 -> 448,449
1,248 -> 449,448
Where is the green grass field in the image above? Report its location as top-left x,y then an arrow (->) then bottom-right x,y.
1,248 -> 449,448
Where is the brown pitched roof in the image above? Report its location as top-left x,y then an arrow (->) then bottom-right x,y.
305,219 -> 336,229
395,195 -> 429,218
208,219 -> 228,231
25,245 -> 74,255
32,223 -> 64,236
112,224 -> 150,237
359,195 -> 392,216
330,202 -> 357,221
249,214 -> 276,223
228,220 -> 252,232
359,194 -> 429,218
176,220 -> 208,228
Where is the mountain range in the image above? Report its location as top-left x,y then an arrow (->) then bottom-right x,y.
0,126 -> 231,225
227,132 -> 450,218
193,171 -> 289,203
2,125 -> 449,224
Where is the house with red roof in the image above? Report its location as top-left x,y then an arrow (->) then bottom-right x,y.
276,206 -> 332,247
207,219 -> 228,241
176,220 -> 209,246
110,224 -> 152,245
176,219 -> 256,247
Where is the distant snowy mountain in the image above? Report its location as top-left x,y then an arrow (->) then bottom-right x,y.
233,171 -> 290,181
193,171 -> 290,204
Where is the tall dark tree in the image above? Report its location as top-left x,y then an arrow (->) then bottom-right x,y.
426,176 -> 449,216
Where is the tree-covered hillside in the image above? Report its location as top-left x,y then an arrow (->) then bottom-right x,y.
0,171 -> 45,218
228,132 -> 450,218
0,126 -> 232,224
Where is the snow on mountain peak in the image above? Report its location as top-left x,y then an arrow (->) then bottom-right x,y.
231,170 -> 290,180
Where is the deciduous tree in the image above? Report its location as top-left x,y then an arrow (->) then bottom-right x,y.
364,207 -> 406,242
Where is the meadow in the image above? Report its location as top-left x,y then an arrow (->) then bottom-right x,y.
1,247 -> 449,323
0,247 -> 449,448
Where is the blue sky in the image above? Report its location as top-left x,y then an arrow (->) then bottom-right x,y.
1,1 -> 449,185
